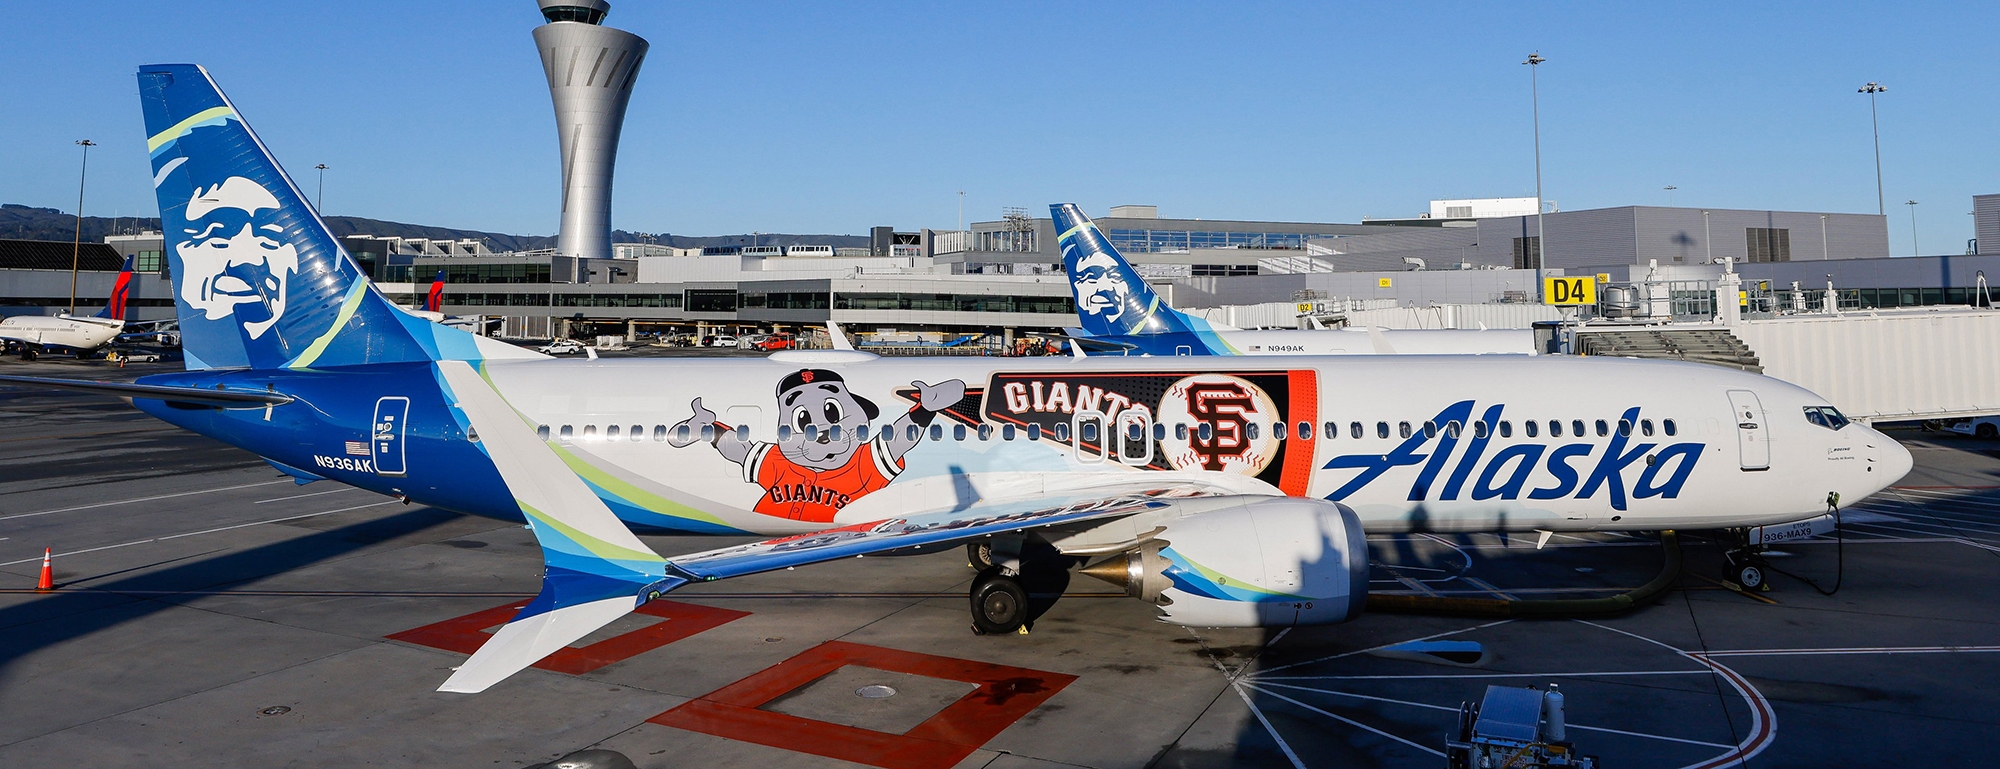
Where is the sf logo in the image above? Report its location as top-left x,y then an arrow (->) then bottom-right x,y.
1158,374 -> 1282,476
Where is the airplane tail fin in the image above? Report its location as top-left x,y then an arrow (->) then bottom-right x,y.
432,361 -> 675,693
424,270 -> 446,313
138,64 -> 538,370
1052,203 -> 1193,338
92,255 -> 135,321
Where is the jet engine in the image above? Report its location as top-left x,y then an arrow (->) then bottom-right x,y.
1081,497 -> 1368,627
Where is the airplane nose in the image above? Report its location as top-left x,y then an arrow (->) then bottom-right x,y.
1876,429 -> 1914,485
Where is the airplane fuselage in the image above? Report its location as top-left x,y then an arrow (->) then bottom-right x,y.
1213,328 -> 1535,356
0,314 -> 124,352
133,352 -> 1908,539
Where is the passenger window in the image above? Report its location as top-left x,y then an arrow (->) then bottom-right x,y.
954,424 -> 968,441
1198,423 -> 1213,441
630,425 -> 643,442
1126,423 -> 1144,442
1423,421 -> 1437,439
1548,420 -> 1562,437
1246,423 -> 1261,441
978,424 -> 994,441
1271,422 -> 1284,441
702,424 -> 716,441
1617,419 -> 1631,437
778,425 -> 793,441
1447,421 -> 1463,439
1299,422 -> 1312,441
1474,421 -> 1488,439
1664,419 -> 1678,436
1572,420 -> 1585,437
1054,423 -> 1071,441
828,425 -> 842,441
929,424 -> 944,441
1324,422 -> 1338,440
1351,421 -> 1363,439
651,425 -> 665,442
1640,419 -> 1654,436
1028,424 -> 1043,441
1399,421 -> 1412,439
560,425 -> 575,441
1499,420 -> 1512,438
905,424 -> 919,442
856,424 -> 871,441
1076,422 -> 1094,443
537,425 -> 551,440
736,424 -> 749,441
1595,420 -> 1609,437
1176,424 -> 1189,440
1378,421 -> 1391,439
1003,424 -> 1018,441
606,425 -> 621,439
1523,420 -> 1536,437
583,425 -> 598,440
1154,423 -> 1168,441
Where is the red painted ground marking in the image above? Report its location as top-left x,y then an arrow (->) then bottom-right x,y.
387,599 -> 748,675
650,640 -> 1076,769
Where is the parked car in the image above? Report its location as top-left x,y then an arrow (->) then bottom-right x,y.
1948,416 -> 2000,439
708,335 -> 738,348
755,333 -> 795,351
736,334 -> 768,350
536,339 -> 586,355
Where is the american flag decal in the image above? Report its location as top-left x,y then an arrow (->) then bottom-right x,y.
344,441 -> 370,456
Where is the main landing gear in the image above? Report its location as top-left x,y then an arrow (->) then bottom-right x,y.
969,567 -> 1028,635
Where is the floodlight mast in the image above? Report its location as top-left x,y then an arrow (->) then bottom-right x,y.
1859,82 -> 1887,217
68,139 -> 95,316
1525,52 -> 1547,300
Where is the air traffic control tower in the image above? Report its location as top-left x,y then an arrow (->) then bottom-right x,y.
534,0 -> 647,260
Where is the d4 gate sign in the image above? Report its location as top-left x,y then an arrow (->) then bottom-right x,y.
1543,276 -> 1596,306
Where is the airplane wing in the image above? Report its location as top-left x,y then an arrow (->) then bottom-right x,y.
0,374 -> 293,408
433,360 -> 1204,693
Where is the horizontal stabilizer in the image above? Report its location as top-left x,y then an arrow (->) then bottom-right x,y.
434,360 -> 669,693
0,374 -> 292,408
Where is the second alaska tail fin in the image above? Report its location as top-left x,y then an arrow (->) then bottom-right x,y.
138,64 -> 536,370
1053,203 -> 1189,338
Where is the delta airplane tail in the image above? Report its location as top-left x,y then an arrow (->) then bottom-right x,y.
138,64 -> 534,371
424,269 -> 446,313
92,255 -> 134,321
1053,203 -> 1236,354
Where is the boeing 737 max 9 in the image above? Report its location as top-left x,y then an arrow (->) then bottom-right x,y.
0,65 -> 1909,695
1054,204 -> 1535,356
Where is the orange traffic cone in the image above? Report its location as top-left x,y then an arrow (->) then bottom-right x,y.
36,548 -> 54,591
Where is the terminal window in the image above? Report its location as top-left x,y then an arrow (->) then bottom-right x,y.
1745,228 -> 1791,262
1512,237 -> 1542,269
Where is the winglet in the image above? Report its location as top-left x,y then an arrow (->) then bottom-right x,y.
825,321 -> 855,351
432,360 -> 673,693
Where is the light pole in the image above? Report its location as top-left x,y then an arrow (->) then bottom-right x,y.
1525,52 -> 1547,295
314,164 -> 328,212
1905,200 -> 1919,256
1703,210 -> 1712,263
68,139 -> 96,315
1820,214 -> 1830,260
1664,185 -> 1677,205
1859,82 -> 1887,216
957,190 -> 965,231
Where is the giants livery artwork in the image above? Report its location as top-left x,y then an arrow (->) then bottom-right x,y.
0,63 -> 1905,694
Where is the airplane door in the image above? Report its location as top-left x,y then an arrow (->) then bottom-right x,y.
1726,390 -> 1769,471
1116,410 -> 1153,466
372,396 -> 410,477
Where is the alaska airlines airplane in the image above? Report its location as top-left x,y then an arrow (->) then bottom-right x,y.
1055,204 -> 1535,356
1,65 -> 1909,694
0,255 -> 135,359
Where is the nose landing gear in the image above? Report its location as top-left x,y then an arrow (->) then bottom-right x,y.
1722,530 -> 1772,592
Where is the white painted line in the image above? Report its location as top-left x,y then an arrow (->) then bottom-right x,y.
0,501 -> 399,567
1251,681 -> 1734,750
1850,520 -> 2000,546
1463,576 -> 1519,601
0,479 -> 292,522
1255,619 -> 1515,674
1573,621 -> 1778,769
1700,645 -> 2000,658
255,487 -> 362,504
1255,670 -> 1711,682
1231,685 -> 1307,769
1241,682 -> 1447,758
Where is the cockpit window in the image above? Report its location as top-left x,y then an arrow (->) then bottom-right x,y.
1804,406 -> 1850,430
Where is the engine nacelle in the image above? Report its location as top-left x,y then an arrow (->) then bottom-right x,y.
1081,497 -> 1367,627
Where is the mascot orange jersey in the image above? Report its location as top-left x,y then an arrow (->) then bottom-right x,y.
742,435 -> 905,522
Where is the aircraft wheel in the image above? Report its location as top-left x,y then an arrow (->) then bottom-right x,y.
970,567 -> 1027,635
966,542 -> 995,570
1736,564 -> 1764,590
20,346 -> 37,361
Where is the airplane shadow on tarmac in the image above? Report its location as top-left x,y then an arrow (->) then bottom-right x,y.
0,506 -> 463,672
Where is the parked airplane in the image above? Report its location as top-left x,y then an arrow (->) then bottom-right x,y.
1055,204 -> 1535,356
0,255 -> 135,359
2,65 -> 1910,695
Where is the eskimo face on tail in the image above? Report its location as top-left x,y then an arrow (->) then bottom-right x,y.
174,176 -> 298,339
1072,250 -> 1134,327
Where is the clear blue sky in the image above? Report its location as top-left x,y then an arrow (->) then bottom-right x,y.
2,1 -> 1991,253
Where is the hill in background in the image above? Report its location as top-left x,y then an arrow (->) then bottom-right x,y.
0,204 -> 870,252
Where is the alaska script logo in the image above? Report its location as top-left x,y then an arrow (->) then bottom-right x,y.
1320,401 -> 1702,511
